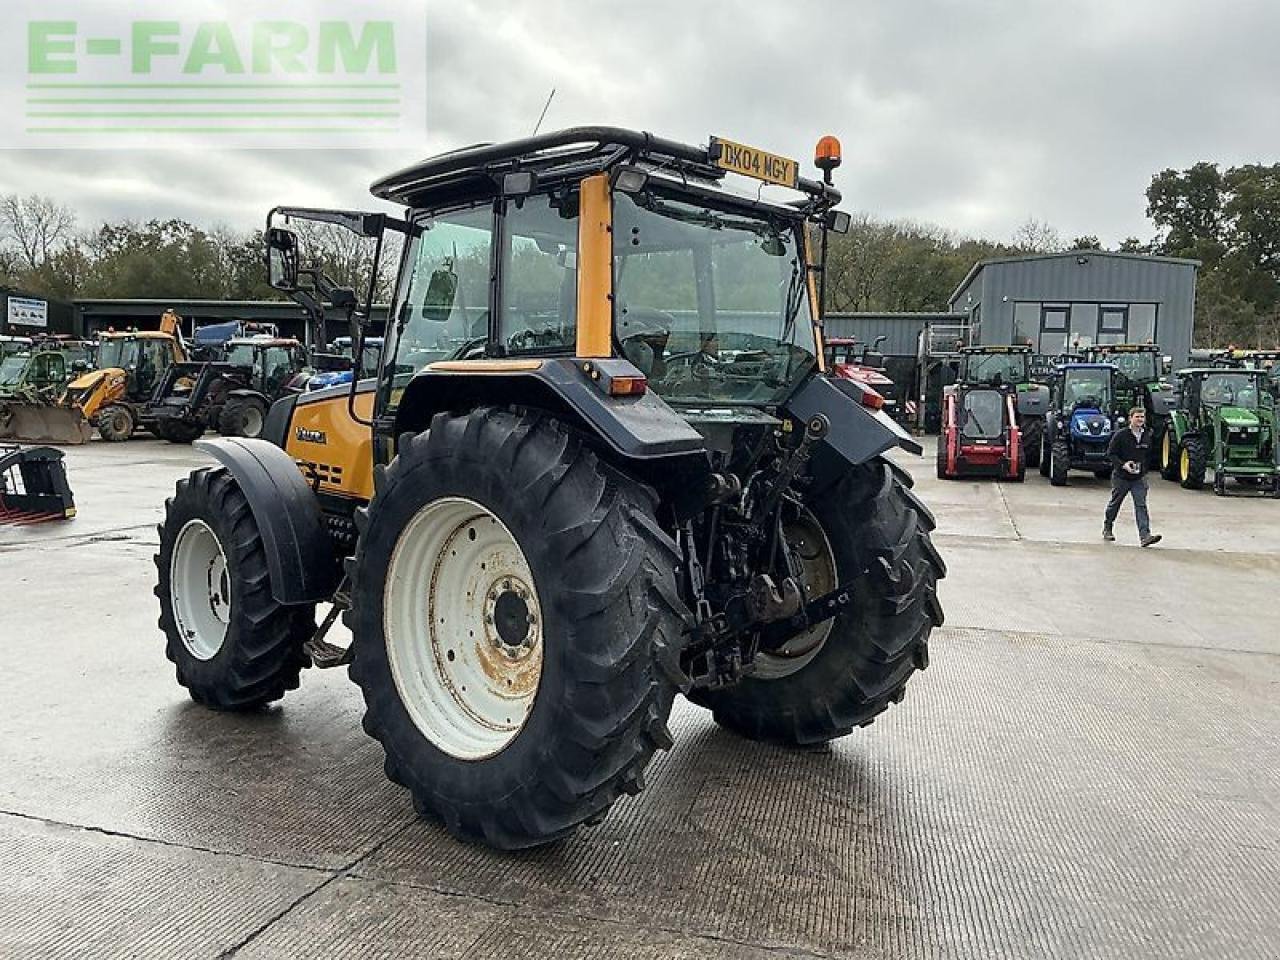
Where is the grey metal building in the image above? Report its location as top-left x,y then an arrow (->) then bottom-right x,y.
947,251 -> 1199,366
825,312 -> 966,357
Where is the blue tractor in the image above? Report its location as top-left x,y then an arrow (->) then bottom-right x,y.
1040,362 -> 1125,486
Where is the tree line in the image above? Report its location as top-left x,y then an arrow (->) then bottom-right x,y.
2,161 -> 1278,348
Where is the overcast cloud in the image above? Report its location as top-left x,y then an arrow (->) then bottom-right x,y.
1,0 -> 1278,246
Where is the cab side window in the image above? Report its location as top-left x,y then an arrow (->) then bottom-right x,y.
501,192 -> 579,354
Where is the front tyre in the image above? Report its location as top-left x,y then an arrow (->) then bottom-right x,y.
687,459 -> 945,744
347,409 -> 687,849
154,467 -> 314,710
1022,418 -> 1043,470
96,403 -> 134,442
1049,437 -> 1070,486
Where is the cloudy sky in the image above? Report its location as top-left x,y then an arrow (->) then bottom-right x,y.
1,0 -> 1278,246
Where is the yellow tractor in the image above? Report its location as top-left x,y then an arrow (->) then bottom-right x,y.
152,128 -> 945,849
61,309 -> 187,442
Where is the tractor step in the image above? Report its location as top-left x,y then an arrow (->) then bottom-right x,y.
302,576 -> 352,668
0,445 -> 77,525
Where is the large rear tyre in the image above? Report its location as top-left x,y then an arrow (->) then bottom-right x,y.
218,395 -> 269,439
154,467 -> 314,710
347,408 -> 687,849
687,459 -> 944,745
1021,419 -> 1043,470
96,403 -> 134,442
1159,430 -> 1181,481
1049,437 -> 1070,486
1179,435 -> 1207,490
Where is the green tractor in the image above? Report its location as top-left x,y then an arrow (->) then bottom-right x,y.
1083,343 -> 1176,468
1160,367 -> 1278,496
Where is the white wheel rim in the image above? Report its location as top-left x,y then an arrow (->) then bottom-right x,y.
384,497 -> 543,760
241,405 -> 264,437
170,519 -> 231,661
752,509 -> 837,681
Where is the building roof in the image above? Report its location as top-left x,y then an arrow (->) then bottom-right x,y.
948,250 -> 1202,309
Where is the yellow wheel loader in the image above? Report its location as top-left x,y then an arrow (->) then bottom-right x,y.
59,310 -> 187,442
152,127 -> 946,850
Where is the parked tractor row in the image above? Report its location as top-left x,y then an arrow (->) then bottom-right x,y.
938,342 -> 1278,497
0,308 -> 380,445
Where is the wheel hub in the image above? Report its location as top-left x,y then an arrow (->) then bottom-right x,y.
489,581 -> 534,654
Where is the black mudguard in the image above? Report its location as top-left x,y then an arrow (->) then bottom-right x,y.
785,375 -> 921,461
194,437 -> 337,605
784,376 -> 923,496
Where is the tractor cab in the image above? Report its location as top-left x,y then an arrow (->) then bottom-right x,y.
222,337 -> 307,396
92,330 -> 182,399
957,344 -> 1031,388
0,350 -> 67,398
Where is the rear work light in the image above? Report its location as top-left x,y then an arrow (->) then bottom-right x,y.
859,385 -> 886,409
580,359 -> 648,397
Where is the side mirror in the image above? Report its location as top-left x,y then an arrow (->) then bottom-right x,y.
266,228 -> 300,291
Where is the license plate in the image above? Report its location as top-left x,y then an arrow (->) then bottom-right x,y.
710,136 -> 798,188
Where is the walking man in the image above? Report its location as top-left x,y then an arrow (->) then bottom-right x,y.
1103,407 -> 1162,546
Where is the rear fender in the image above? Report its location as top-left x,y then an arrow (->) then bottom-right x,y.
783,375 -> 922,494
193,437 -> 337,605
393,359 -> 706,461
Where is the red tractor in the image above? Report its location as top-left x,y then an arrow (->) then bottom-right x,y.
825,336 -> 897,410
937,346 -> 1029,481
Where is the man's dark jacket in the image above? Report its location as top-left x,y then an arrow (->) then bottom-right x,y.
1107,426 -> 1152,478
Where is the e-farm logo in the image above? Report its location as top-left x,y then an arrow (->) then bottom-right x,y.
6,1 -> 426,148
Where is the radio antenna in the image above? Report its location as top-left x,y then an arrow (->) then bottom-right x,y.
531,88 -> 556,136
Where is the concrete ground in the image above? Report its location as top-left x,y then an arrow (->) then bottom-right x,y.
1,436 -> 1277,959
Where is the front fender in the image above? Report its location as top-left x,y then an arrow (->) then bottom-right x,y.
194,437 -> 337,605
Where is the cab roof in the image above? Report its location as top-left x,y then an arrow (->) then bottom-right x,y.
370,126 -> 840,211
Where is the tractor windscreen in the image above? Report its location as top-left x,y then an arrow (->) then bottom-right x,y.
612,190 -> 817,405
1063,370 -> 1112,410
0,355 -> 28,388
97,338 -> 140,370
225,343 -> 257,367
961,389 -> 1004,440
963,352 -> 1027,386
1106,352 -> 1159,383
1202,372 -> 1268,408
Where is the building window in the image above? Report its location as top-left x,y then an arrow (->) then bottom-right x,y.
1129,303 -> 1157,343
1011,300 -> 1159,353
1013,301 -> 1040,347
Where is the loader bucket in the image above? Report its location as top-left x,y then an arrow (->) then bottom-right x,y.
0,401 -> 92,445
0,444 -> 76,524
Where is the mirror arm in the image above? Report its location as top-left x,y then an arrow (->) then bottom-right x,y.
347,227 -> 384,430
